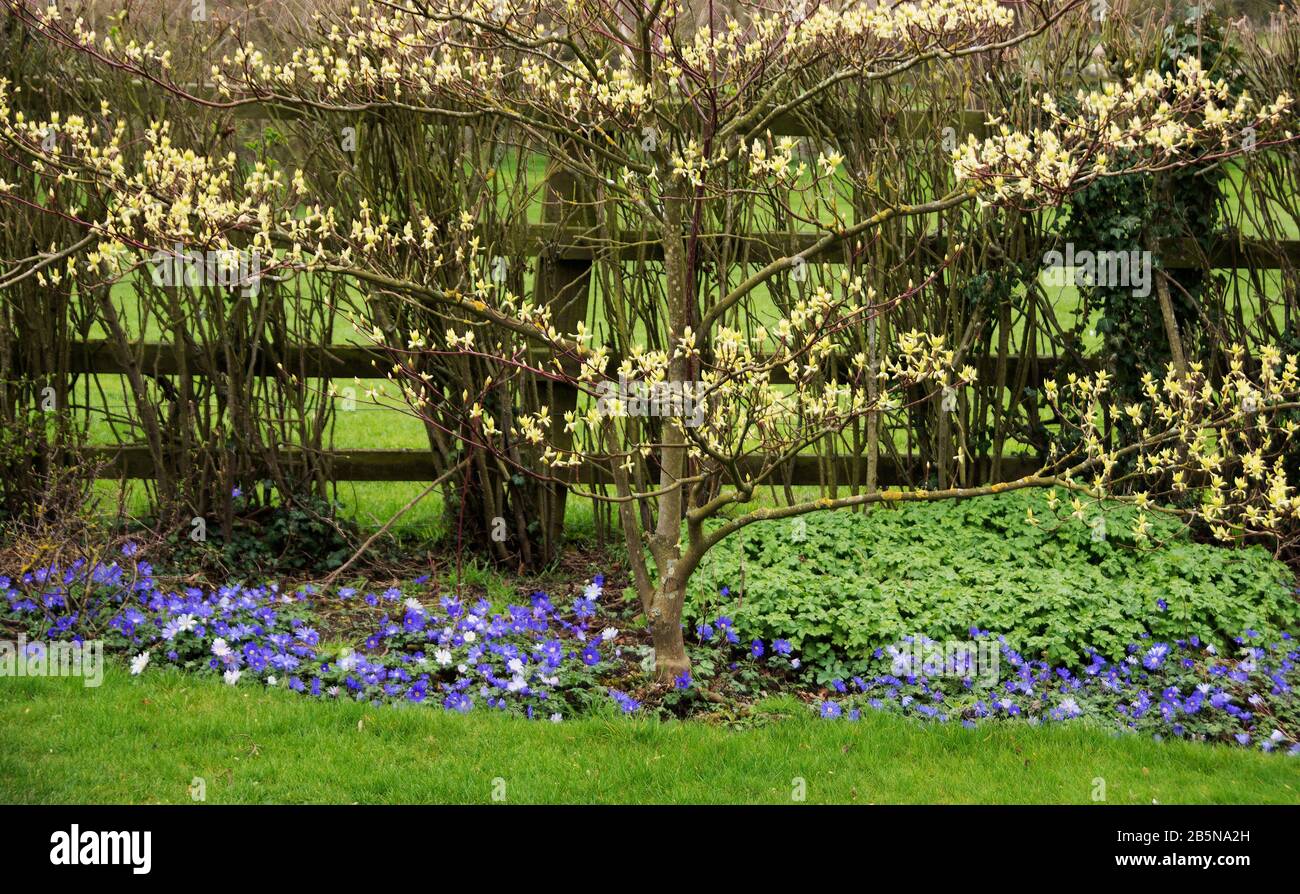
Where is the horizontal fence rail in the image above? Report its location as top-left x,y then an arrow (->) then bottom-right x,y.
82,446 -> 1045,485
67,339 -> 1080,383
526,231 -> 1300,267
107,222 -> 1300,266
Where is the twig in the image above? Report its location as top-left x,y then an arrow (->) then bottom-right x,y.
323,459 -> 469,586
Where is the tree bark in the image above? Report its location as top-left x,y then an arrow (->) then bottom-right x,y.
1145,190 -> 1188,380
648,578 -> 690,682
648,191 -> 692,680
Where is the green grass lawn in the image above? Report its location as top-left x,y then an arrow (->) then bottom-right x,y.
2,666 -> 1295,804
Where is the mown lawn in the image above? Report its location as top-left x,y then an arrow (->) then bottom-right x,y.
2,666 -> 1295,804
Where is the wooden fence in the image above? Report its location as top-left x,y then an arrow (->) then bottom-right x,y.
56,92 -> 1300,486
69,232 -> 1300,484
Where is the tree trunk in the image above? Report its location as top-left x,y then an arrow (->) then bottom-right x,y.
646,191 -> 693,683
1145,190 -> 1188,380
648,578 -> 690,682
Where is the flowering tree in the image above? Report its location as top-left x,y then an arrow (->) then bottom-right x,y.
3,0 -> 1299,680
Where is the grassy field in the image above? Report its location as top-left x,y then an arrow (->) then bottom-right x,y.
2,666 -> 1296,804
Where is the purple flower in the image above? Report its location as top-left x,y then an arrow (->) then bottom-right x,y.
1143,643 -> 1170,670
443,692 -> 472,713
608,688 -> 640,714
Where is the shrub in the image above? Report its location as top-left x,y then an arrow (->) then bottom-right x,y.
687,493 -> 1300,681
149,494 -> 360,576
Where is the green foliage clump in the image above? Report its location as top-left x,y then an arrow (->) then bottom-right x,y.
687,492 -> 1300,680
155,494 -> 358,576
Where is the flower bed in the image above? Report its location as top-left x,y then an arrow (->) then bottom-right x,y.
1,550 -> 1296,755
815,632 -> 1299,755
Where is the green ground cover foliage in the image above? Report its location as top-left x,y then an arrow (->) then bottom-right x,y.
688,492 -> 1300,680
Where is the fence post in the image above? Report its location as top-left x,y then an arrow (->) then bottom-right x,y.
535,149 -> 594,552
